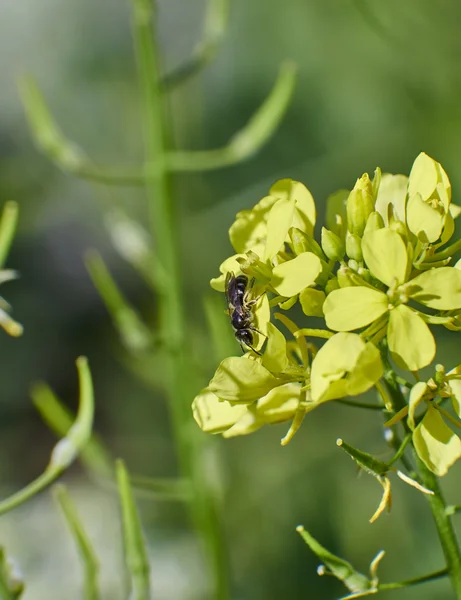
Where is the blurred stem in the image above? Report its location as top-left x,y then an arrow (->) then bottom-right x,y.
116,461 -> 151,600
130,1 -> 229,598
383,368 -> 461,598
0,564 -> 14,600
54,485 -> 100,600
379,567 -> 448,590
0,202 -> 19,270
162,0 -> 229,89
0,357 -> 94,516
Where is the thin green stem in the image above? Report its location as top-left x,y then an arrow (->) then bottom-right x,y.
54,485 -> 100,600
425,237 -> 461,262
295,328 -> 334,340
116,461 -> 151,600
379,567 -> 448,590
383,368 -> 461,598
387,433 -> 411,467
162,0 -> 229,89
130,2 -> 229,598
334,398 -> 385,410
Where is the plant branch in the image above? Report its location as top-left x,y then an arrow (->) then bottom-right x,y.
162,0 -> 229,89
130,1 -> 229,597
383,368 -> 461,598
378,567 -> 448,590
166,62 -> 297,171
54,485 -> 100,600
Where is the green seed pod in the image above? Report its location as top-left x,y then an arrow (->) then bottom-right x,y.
321,227 -> 345,262
364,211 -> 384,235
346,173 -> 375,236
345,231 -> 363,262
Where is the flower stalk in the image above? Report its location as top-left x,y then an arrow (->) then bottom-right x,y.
383,368 -> 461,598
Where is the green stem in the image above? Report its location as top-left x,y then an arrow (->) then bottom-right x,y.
334,398 -> 384,410
130,2 -> 228,598
383,369 -> 461,598
379,567 -> 448,590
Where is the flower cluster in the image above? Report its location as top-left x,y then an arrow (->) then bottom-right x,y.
192,152 -> 461,474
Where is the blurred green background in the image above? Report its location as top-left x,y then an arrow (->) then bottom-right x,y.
1,0 -> 461,598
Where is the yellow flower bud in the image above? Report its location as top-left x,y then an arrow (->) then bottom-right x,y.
346,173 -> 374,236
321,227 -> 345,262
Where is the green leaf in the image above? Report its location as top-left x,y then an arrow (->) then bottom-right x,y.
375,174 -> 407,225
270,179 -> 316,236
387,305 -> 435,371
413,404 -> 461,476
192,389 -> 247,433
299,288 -> 325,317
262,322 -> 289,373
310,333 -> 383,402
410,267 -> 461,310
361,229 -> 408,287
406,193 -> 444,243
323,287 -> 388,331
264,195 -> 295,260
209,357 -> 281,403
271,252 -> 321,297
407,381 -> 428,430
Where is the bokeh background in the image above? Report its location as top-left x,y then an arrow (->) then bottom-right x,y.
1,0 -> 461,598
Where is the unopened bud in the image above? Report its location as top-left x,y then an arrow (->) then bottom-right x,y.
289,227 -> 324,259
337,266 -> 355,288
364,211 -> 384,235
346,173 -> 374,236
372,167 -> 382,200
321,227 -> 344,262
345,231 -> 363,262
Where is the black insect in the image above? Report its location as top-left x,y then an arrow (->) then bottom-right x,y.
225,272 -> 265,354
